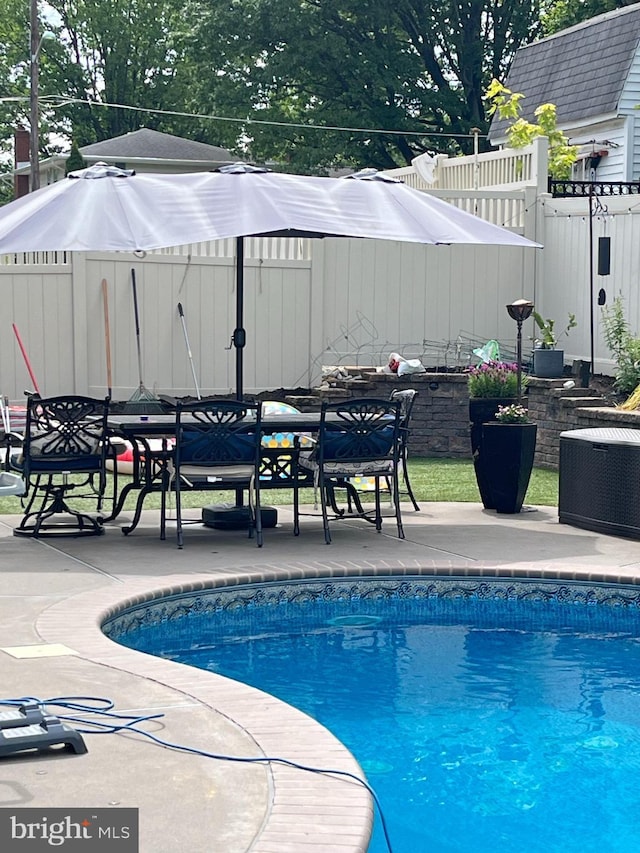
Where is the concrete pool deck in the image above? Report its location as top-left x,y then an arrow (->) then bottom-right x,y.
2,501 -> 640,852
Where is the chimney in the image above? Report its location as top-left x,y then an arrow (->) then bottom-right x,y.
14,127 -> 30,198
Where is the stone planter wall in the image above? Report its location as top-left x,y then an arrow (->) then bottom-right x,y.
527,378 -> 640,468
289,371 -> 472,459
285,369 -> 640,471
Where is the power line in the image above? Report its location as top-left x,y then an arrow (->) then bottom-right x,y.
33,95 -> 488,140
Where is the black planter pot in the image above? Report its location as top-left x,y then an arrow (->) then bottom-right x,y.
469,397 -> 516,509
532,348 -> 564,378
480,422 -> 537,514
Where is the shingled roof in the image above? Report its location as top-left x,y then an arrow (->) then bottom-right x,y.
489,3 -> 640,141
79,128 -> 238,165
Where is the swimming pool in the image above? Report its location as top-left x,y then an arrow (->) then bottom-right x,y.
104,576 -> 640,853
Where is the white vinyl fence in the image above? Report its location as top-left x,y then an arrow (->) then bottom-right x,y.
0,233 -> 535,401
537,192 -> 640,376
386,137 -> 549,193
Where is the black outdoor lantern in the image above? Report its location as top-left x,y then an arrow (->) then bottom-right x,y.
507,299 -> 535,402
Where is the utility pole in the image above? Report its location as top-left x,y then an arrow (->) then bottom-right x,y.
29,0 -> 40,192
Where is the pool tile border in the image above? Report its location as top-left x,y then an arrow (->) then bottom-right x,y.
35,559 -> 640,853
103,574 -> 640,641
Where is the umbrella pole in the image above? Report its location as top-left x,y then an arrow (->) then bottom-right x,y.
234,236 -> 245,401
234,236 -> 246,508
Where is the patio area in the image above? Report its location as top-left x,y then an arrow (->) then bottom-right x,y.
2,500 -> 640,852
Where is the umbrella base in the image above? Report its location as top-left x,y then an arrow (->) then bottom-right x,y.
202,503 -> 278,530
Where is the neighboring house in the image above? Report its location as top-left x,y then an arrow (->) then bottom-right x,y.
489,3 -> 640,183
13,128 -> 239,196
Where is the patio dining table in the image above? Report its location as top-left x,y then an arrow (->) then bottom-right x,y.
106,410 -> 331,535
106,409 -> 399,536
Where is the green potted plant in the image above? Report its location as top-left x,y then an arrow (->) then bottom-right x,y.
532,311 -> 577,378
493,403 -> 531,423
467,360 -> 521,399
481,404 -> 537,514
466,360 -> 522,509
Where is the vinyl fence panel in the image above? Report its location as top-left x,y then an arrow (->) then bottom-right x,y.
1,238 -> 533,401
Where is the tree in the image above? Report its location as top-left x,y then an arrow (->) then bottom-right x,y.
0,0 -> 225,200
0,0 -> 545,184
485,78 -> 578,178
64,140 -> 84,174
0,0 -> 33,200
541,0 -> 629,35
0,0 -> 222,168
190,0 -> 542,171
44,0 -> 209,147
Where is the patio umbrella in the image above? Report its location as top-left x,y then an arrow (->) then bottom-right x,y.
0,163 -> 541,398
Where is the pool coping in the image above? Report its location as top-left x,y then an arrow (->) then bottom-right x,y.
34,559 -> 640,852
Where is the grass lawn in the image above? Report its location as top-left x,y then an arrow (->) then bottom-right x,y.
405,458 -> 558,505
0,458 -> 559,516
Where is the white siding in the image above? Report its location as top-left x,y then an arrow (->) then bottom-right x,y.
618,45 -> 640,113
567,120 -> 628,181
617,45 -> 640,180
632,115 -> 640,182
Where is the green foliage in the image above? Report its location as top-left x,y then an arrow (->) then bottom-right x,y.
0,0 -> 30,176
541,0 -> 625,36
485,79 -> 579,179
532,311 -> 577,348
466,360 -> 521,398
65,142 -> 85,175
0,0 -> 224,178
601,296 -> 640,395
46,0 -> 208,145
192,0 -> 542,171
0,171 -> 13,205
0,0 -> 545,176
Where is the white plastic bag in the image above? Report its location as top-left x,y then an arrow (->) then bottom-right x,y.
397,359 -> 426,376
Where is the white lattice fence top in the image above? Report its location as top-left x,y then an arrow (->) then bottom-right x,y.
150,236 -> 312,261
385,138 -> 547,193
0,250 -> 70,266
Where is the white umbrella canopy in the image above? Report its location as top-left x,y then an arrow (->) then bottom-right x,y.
0,163 -> 540,397
0,163 -> 540,252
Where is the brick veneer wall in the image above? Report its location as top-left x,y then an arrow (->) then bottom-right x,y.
287,370 -> 640,471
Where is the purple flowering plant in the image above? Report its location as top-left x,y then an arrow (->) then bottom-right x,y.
466,360 -> 522,398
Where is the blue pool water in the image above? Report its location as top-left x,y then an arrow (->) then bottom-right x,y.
106,578 -> 640,852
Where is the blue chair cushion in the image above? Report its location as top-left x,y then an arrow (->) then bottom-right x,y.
180,430 -> 257,465
323,424 -> 394,461
28,455 -> 103,472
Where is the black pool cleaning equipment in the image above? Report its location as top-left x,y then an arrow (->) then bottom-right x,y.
0,703 -> 87,758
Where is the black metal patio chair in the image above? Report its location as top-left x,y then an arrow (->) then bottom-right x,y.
12,395 -> 110,538
293,398 -> 404,544
389,388 -> 421,511
164,399 -> 263,548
